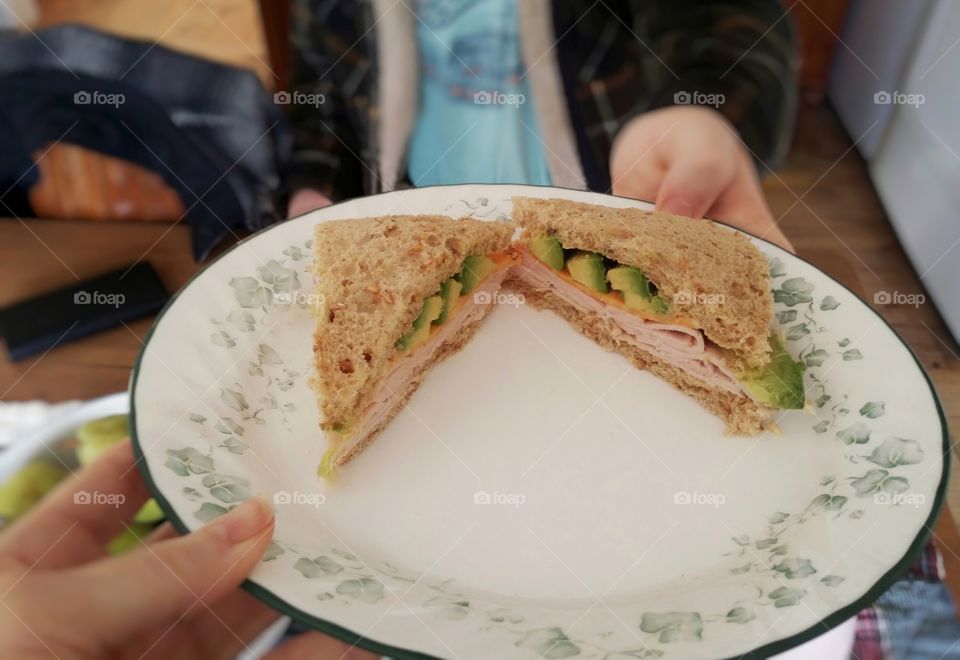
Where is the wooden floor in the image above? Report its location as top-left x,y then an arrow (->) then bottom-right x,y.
766,103 -> 960,539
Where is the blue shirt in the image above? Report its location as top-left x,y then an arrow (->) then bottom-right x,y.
407,0 -> 552,186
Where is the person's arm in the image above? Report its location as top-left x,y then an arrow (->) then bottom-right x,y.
282,0 -> 369,215
610,0 -> 797,250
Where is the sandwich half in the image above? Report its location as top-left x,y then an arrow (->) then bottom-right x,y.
510,197 -> 805,434
311,215 -> 515,474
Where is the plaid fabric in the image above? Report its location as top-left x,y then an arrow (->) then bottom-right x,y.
285,0 -> 797,201
853,606 -> 890,660
852,541 -> 960,660
906,540 -> 945,582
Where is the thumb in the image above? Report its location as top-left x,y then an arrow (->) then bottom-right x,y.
655,155 -> 735,220
288,188 -> 332,219
70,495 -> 275,642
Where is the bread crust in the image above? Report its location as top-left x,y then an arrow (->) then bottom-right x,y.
509,280 -> 770,435
312,215 -> 513,430
511,196 -> 773,368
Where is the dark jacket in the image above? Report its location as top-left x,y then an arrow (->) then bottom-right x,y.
0,24 -> 291,260
284,0 -> 796,202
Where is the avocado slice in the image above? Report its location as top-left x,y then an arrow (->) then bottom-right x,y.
567,251 -> 608,293
396,295 -> 444,351
318,447 -> 337,478
0,460 -> 68,522
76,415 -> 129,467
607,266 -> 670,315
529,235 -> 564,270
133,498 -> 165,524
736,335 -> 806,409
436,278 -> 462,325
457,255 -> 496,294
632,295 -> 671,316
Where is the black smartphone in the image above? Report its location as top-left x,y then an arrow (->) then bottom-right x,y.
0,262 -> 170,361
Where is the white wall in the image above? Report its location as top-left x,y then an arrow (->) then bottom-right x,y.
830,0 -> 960,342
829,0 -> 932,158
870,0 -> 960,340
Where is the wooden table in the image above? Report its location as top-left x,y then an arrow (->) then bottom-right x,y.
0,219 -> 199,401
2,215 -> 960,612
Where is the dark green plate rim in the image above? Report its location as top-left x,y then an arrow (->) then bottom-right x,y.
129,183 -> 950,660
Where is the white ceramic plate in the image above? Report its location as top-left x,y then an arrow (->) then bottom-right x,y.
130,185 -> 947,660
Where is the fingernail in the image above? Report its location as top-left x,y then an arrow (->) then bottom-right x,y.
212,494 -> 274,543
660,197 -> 696,218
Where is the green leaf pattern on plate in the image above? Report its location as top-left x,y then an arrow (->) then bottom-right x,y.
194,501 -> 230,522
639,612 -> 703,643
201,473 -> 252,503
262,542 -> 285,561
769,587 -> 806,608
775,309 -> 797,324
516,627 -> 581,658
851,470 -> 910,497
149,238 -> 933,659
773,558 -> 816,579
820,296 -> 840,311
772,277 -> 814,306
725,607 -> 755,624
859,401 -> 886,418
336,578 -> 385,604
165,448 -> 214,476
294,556 -> 344,578
867,438 -> 924,468
837,422 -> 871,445
426,596 -> 472,620
695,258 -> 926,639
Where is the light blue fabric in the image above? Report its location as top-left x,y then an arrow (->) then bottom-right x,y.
407,0 -> 552,186
876,581 -> 960,659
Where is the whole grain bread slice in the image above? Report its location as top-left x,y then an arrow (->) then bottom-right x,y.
312,215 -> 514,432
511,197 -> 773,368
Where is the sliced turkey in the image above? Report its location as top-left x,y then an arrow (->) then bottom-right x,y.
512,249 -> 752,399
329,266 -> 512,464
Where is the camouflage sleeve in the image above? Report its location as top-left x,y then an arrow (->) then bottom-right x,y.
282,0 -> 368,203
634,0 -> 798,171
